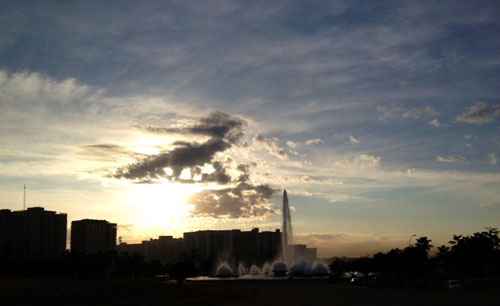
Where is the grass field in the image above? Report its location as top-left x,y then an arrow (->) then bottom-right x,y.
1,277 -> 499,306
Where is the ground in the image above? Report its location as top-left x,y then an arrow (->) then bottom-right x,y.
1,277 -> 499,306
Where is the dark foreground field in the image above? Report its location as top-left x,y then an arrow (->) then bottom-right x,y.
1,278 -> 499,306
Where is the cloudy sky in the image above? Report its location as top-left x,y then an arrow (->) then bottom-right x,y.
1,1 -> 500,257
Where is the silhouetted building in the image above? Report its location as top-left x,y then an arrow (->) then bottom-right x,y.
71,219 -> 116,254
145,235 -> 184,264
0,207 -> 67,259
304,247 -> 317,262
117,242 -> 144,257
117,235 -> 184,264
289,244 -> 317,263
258,229 -> 282,262
183,229 -> 236,263
183,228 -> 281,266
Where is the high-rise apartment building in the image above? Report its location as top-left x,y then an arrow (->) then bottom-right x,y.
0,207 -> 67,259
183,228 -> 281,266
70,219 -> 116,254
117,235 -> 184,264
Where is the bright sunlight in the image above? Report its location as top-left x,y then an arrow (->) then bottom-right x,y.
125,180 -> 203,238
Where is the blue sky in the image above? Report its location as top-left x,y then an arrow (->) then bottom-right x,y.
1,1 -> 499,256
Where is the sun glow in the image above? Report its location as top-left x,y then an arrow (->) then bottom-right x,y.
125,180 -> 203,238
129,136 -> 163,155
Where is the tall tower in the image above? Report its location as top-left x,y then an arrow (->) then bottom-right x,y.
282,189 -> 293,264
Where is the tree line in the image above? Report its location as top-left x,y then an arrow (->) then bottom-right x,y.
329,227 -> 500,286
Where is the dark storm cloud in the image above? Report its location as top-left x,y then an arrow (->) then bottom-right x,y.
456,102 -> 500,125
190,182 -> 275,218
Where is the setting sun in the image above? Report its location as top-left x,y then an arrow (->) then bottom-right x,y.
125,181 -> 201,238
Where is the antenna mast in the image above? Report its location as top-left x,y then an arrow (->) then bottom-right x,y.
23,184 -> 26,210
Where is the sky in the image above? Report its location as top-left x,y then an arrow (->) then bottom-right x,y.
1,1 -> 500,257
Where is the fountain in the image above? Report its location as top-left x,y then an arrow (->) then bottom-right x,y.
311,262 -> 330,276
289,260 -> 312,276
282,190 -> 294,265
262,262 -> 272,276
212,260 -> 329,279
198,190 -> 329,280
249,264 -> 261,275
286,260 -> 331,277
272,261 -> 288,277
238,263 -> 248,276
215,262 -> 235,277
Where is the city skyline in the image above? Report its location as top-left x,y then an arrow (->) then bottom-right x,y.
1,1 -> 500,257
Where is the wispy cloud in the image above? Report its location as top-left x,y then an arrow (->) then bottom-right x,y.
254,135 -> 290,160
305,138 -> 324,146
429,118 -> 440,128
456,102 -> 500,125
436,155 -> 466,163
286,141 -> 297,149
79,144 -> 144,161
377,105 -> 439,121
334,154 -> 382,170
349,136 -> 360,144
402,106 -> 439,120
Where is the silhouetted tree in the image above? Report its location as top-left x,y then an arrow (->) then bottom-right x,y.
447,227 -> 500,277
415,237 -> 432,255
329,257 -> 350,278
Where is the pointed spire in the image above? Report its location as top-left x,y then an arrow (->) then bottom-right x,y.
281,188 -> 293,264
